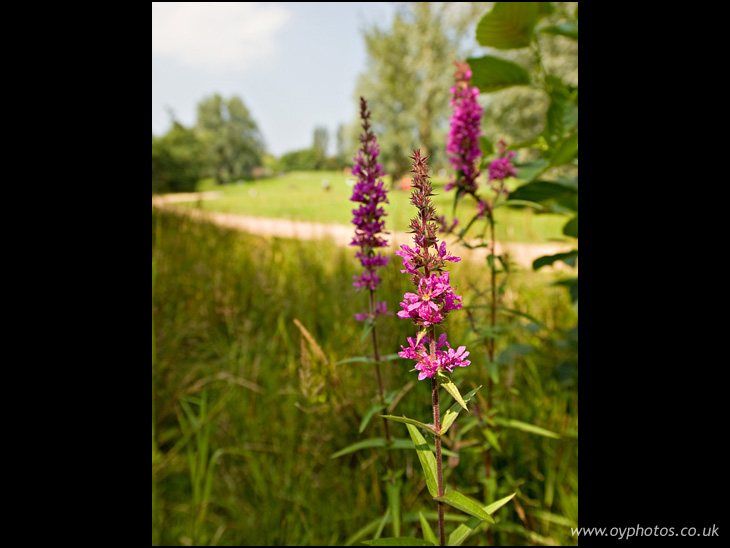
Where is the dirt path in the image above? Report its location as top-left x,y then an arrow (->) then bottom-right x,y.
152,192 -> 575,270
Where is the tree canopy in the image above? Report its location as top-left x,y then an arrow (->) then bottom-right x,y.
196,94 -> 265,184
152,121 -> 204,193
355,2 -> 489,182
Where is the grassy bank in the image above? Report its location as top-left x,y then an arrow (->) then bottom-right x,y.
152,208 -> 578,546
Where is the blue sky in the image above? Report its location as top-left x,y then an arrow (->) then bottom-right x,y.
152,2 -> 397,157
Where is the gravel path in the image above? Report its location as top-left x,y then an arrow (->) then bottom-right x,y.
152,192 -> 575,270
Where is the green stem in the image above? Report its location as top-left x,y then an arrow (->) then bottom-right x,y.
431,374 -> 445,547
369,288 -> 395,480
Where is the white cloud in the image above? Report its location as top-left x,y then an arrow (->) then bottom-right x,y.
152,2 -> 291,71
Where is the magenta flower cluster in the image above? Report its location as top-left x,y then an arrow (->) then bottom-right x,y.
486,139 -> 518,200
396,150 -> 470,380
355,301 -> 390,322
397,271 -> 463,327
395,241 -> 460,277
350,97 -> 390,290
350,97 -> 391,321
488,149 -> 518,182
399,333 -> 471,381
445,63 -> 483,194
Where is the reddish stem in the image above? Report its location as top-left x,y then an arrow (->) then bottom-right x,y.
369,289 -> 395,479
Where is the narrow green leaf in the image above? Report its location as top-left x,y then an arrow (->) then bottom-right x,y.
373,508 -> 390,540
405,424 -> 439,497
363,538 -> 435,546
435,490 -> 495,523
335,356 -> 378,366
360,404 -> 387,433
532,250 -> 578,271
530,510 -> 577,528
337,353 -> 403,366
437,372 -> 468,411
381,415 -> 437,435
461,242 -> 488,250
386,479 -> 402,537
331,438 -> 414,459
476,2 -> 540,49
343,515 -> 403,546
482,428 -> 502,453
497,307 -> 545,327
457,214 -> 480,239
418,512 -> 437,546
415,328 -> 429,347
497,199 -> 545,210
361,320 -> 375,343
344,513 -> 469,547
393,439 -> 425,451
331,438 -> 387,458
466,55 -> 531,92
441,386 -> 481,435
484,493 -> 517,514
494,417 -> 560,439
452,186 -> 466,215
448,494 -> 516,546
332,436 -> 457,459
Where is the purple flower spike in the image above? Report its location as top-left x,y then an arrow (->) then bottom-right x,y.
397,150 -> 470,380
446,61 -> 483,195
396,272 -> 463,326
487,139 -> 519,195
350,97 -> 390,292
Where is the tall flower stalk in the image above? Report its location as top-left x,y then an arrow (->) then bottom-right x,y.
350,96 -> 395,470
367,150 -> 514,547
395,150 -> 469,545
445,61 -> 483,195
443,61 -> 519,525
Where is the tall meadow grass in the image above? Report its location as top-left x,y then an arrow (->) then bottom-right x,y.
152,208 -> 577,546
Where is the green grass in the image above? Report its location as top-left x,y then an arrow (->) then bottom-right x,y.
152,209 -> 577,546
178,171 -> 570,244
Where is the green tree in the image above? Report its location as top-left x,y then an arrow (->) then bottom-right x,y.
335,123 -> 348,169
196,94 -> 265,185
312,125 -> 330,170
152,121 -> 205,193
355,2 -> 489,183
277,148 -> 319,172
